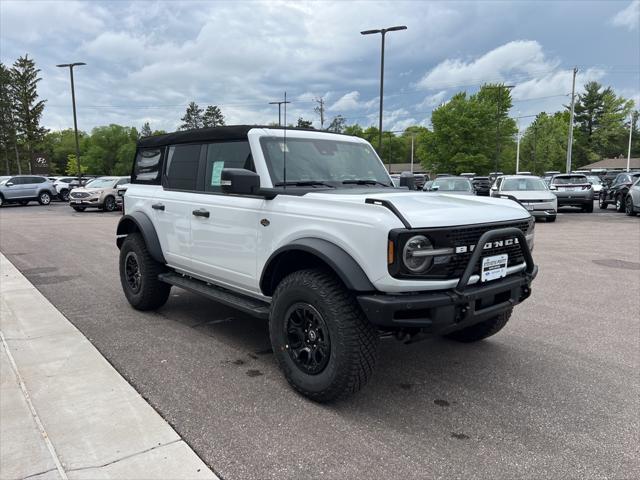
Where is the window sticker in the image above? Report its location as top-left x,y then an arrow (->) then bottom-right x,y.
211,161 -> 224,186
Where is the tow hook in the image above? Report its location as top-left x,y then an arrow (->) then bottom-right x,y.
455,303 -> 471,323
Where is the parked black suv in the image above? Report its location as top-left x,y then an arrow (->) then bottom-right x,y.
472,176 -> 491,196
599,172 -> 640,212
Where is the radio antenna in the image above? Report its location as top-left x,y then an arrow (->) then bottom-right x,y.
283,91 -> 287,189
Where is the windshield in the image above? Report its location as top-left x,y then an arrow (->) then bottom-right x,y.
85,178 -> 116,189
587,176 -> 602,185
502,178 -> 548,191
260,137 -> 392,187
432,178 -> 473,192
552,176 -> 588,185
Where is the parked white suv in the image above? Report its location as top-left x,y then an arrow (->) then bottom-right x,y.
116,126 -> 537,401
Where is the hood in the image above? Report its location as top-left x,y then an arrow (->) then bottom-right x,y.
499,190 -> 556,201
305,190 -> 531,228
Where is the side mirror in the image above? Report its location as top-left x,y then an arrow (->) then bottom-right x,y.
491,185 -> 497,191
431,184 -> 440,191
221,168 -> 260,195
549,185 -> 557,190
5,182 -> 13,186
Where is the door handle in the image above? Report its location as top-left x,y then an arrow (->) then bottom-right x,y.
152,203 -> 165,211
192,208 -> 210,218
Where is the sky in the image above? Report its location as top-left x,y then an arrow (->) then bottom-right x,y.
1,0 -> 639,134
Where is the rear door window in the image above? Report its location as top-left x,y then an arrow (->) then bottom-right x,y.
165,144 -> 202,191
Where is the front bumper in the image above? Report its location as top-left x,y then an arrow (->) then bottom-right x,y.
359,226 -> 537,332
358,269 -> 536,331
530,209 -> 556,218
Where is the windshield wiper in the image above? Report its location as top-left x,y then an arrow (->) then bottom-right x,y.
342,179 -> 392,187
274,181 -> 336,188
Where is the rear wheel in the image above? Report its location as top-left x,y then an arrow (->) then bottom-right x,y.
119,233 -> 171,310
615,194 -> 625,212
269,268 -> 379,402
599,194 -> 608,209
625,196 -> 636,216
444,309 -> 512,343
38,191 -> 51,205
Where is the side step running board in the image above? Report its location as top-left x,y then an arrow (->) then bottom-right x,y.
158,272 -> 270,319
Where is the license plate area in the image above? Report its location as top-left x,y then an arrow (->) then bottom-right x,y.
481,254 -> 508,282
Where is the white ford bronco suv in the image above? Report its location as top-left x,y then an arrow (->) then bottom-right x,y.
117,126 -> 537,402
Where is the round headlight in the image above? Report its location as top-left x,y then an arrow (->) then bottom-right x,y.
402,235 -> 434,273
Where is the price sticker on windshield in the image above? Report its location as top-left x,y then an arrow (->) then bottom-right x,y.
481,254 -> 508,282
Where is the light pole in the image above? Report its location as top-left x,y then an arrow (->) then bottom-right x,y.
361,25 -> 407,153
627,111 -> 636,172
57,62 -> 86,182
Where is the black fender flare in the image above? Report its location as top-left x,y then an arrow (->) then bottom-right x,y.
260,237 -> 375,296
116,212 -> 165,263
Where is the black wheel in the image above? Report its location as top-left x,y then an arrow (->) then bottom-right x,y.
103,195 -> 116,212
119,233 -> 171,311
615,195 -> 625,212
59,189 -> 70,202
0,195 -> 4,207
269,268 -> 379,402
547,216 -> 556,222
19,200 -> 29,206
38,191 -> 51,205
72,206 -> 86,212
444,309 -> 512,343
625,196 -> 636,216
583,202 -> 593,213
599,194 -> 608,209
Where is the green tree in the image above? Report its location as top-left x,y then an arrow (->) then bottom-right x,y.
519,111 -> 569,174
40,129 -> 87,174
83,124 -> 138,175
10,54 -> 47,174
140,122 -> 153,137
179,102 -> 203,130
202,105 -> 225,128
296,117 -> 314,128
0,63 -> 19,174
343,124 -> 364,137
327,115 -> 346,133
423,84 -> 516,175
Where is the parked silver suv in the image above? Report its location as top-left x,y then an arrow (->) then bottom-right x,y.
0,175 -> 57,207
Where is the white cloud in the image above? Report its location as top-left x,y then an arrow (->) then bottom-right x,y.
418,90 -> 448,109
329,91 -> 361,111
610,0 -> 640,30
418,40 -> 558,91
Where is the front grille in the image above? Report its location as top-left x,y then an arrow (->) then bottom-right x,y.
70,192 -> 90,199
443,221 -> 529,277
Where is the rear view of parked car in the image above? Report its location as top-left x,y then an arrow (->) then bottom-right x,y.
549,174 -> 594,212
599,172 -> 640,212
0,175 -> 57,207
423,176 -> 474,194
472,176 -> 491,196
69,176 -> 130,212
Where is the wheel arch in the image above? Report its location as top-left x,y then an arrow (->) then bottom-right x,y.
116,212 -> 165,263
260,238 -> 376,297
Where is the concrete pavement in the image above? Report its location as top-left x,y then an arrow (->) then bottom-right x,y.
0,253 -> 217,480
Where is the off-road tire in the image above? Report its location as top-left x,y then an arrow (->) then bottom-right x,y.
72,206 -> 86,212
103,195 -> 116,212
626,196 -> 636,216
599,194 -> 608,209
444,308 -> 512,343
547,216 -> 556,222
59,189 -> 70,202
119,233 -> 170,311
269,268 -> 379,402
615,195 -> 625,212
38,191 -> 51,205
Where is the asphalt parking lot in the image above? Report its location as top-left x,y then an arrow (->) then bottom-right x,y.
1,202 -> 638,480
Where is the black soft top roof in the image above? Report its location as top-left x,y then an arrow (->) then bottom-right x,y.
137,125 -> 323,148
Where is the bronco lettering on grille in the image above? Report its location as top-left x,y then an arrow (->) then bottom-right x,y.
455,238 -> 519,254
